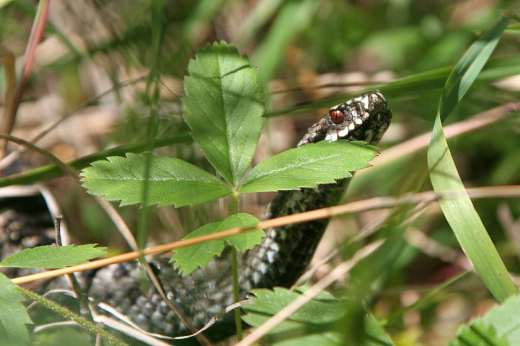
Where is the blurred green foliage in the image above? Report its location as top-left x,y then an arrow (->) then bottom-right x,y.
2,0 -> 520,345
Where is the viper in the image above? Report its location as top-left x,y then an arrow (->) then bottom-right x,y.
0,90 -> 392,345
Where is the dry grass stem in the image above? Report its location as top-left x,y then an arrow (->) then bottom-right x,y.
11,185 -> 520,286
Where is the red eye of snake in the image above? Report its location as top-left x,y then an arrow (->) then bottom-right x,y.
330,110 -> 344,124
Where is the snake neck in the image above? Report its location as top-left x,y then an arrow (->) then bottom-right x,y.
241,178 -> 351,290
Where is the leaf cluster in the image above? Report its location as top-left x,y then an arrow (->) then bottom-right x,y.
80,42 -> 379,274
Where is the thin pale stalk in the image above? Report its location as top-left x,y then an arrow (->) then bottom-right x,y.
10,185 -> 520,286
54,214 -> 93,322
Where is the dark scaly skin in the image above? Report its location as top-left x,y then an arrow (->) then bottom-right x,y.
2,91 -> 392,344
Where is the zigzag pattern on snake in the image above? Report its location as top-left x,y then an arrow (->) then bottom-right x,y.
0,91 -> 392,344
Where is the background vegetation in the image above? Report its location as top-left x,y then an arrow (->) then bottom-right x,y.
2,0 -> 520,345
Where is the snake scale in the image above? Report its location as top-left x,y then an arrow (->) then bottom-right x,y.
0,91 -> 391,344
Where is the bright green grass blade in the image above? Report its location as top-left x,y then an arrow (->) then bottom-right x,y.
0,244 -> 106,269
252,0 -> 317,83
428,116 -> 517,302
266,54 -> 520,118
440,18 -> 509,120
182,42 -> 265,187
428,16 -> 517,302
81,153 -> 231,207
0,273 -> 31,346
240,141 -> 379,193
170,213 -> 264,276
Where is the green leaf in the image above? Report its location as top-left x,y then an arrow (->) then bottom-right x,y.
449,320 -> 509,346
439,17 -> 509,121
0,244 -> 106,269
239,141 -> 379,193
170,213 -> 264,276
182,41 -> 265,187
81,153 -> 231,207
481,295 -> 520,344
365,315 -> 395,346
0,273 -> 31,346
242,287 -> 394,346
427,16 -> 517,302
448,295 -> 520,346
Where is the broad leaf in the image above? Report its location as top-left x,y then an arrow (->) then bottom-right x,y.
170,213 -> 264,276
81,153 -> 231,207
239,141 -> 379,193
242,287 -> 394,346
449,320 -> 508,346
0,273 -> 31,346
448,295 -> 520,345
481,295 -> 520,344
182,41 -> 265,187
0,244 -> 106,269
428,16 -> 517,302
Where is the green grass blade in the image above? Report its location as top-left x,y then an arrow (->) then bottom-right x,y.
428,16 -> 517,302
233,0 -> 284,47
440,18 -> 509,121
265,54 -> 520,118
252,0 -> 317,82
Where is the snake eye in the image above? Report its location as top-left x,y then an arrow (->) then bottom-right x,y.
330,110 -> 344,124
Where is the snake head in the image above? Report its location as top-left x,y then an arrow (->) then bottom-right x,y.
298,90 -> 392,147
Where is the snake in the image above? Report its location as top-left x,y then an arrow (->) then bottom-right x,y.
0,90 -> 392,344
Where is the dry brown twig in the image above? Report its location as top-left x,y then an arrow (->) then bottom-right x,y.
10,184 -> 520,286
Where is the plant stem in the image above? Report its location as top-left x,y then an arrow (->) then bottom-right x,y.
231,192 -> 243,340
18,287 -> 126,346
54,214 -> 93,322
231,192 -> 239,214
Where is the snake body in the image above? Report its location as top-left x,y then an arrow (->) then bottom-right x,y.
1,91 -> 392,344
